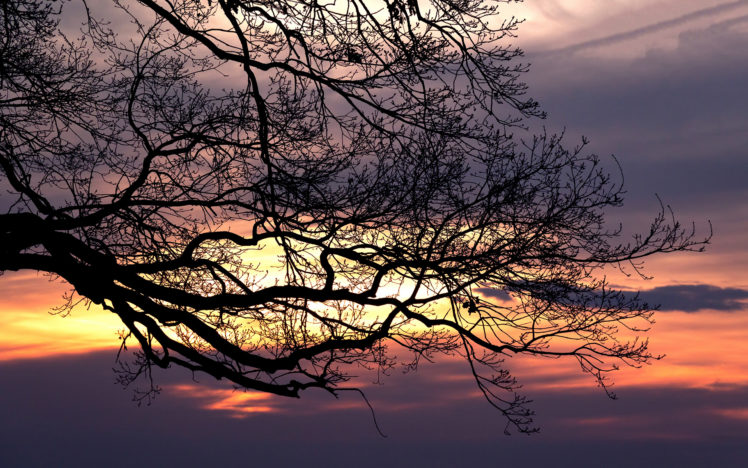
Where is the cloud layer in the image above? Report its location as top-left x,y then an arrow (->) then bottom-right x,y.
638,284 -> 748,312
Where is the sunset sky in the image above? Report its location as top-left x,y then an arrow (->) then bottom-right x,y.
2,1 -> 748,466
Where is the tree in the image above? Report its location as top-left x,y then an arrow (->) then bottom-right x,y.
0,0 -> 708,433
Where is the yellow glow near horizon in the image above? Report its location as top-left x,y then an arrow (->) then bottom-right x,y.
4,250 -> 748,386
0,198 -> 744,399
0,271 -> 122,361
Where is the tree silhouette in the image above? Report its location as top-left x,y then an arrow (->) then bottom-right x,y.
0,0 -> 708,432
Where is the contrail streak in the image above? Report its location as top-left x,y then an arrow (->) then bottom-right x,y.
540,0 -> 748,56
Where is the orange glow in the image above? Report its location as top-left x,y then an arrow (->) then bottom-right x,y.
168,384 -> 278,418
498,308 -> 748,394
712,408 -> 748,420
571,416 -> 626,426
612,309 -> 748,389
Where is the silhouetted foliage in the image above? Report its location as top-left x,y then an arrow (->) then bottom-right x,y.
0,0 -> 708,433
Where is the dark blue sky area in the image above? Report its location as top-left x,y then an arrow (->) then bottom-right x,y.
2,352 -> 747,467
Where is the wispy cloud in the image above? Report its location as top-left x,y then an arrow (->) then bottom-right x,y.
168,384 -> 279,418
541,0 -> 748,56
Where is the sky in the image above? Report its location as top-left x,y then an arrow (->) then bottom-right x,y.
2,1 -> 748,466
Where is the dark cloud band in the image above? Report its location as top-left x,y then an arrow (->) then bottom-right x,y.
476,284 -> 748,313
638,284 -> 748,312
